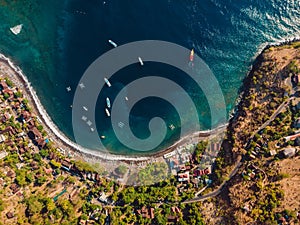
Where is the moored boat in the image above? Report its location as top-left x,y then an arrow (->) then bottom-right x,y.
105,108 -> 110,117
106,97 -> 111,108
10,24 -> 23,35
138,57 -> 144,66
189,49 -> 194,62
104,77 -> 111,87
108,39 -> 118,48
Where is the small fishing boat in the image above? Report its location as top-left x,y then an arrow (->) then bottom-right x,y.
10,24 -> 23,35
90,127 -> 95,132
108,39 -> 118,48
138,57 -> 144,66
81,116 -> 87,121
100,135 -> 106,139
105,108 -> 110,117
169,124 -> 175,130
106,97 -> 111,108
79,82 -> 85,89
125,96 -> 129,101
189,49 -> 194,62
66,86 -> 71,92
104,77 -> 111,87
83,106 -> 88,111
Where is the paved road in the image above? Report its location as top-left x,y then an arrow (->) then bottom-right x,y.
249,98 -> 292,140
183,161 -> 242,203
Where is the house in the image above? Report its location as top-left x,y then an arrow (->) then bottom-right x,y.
0,126 -> 15,136
28,127 -> 46,148
30,161 -> 39,170
193,166 -> 211,177
167,215 -> 179,223
2,88 -> 14,99
178,171 -> 190,182
269,150 -> 277,156
6,212 -> 14,219
171,206 -> 181,214
6,170 -> 15,178
210,143 -> 221,153
28,127 -> 43,140
61,159 -> 72,171
0,151 -> 8,160
0,134 -> 6,143
10,183 -> 19,194
98,192 -> 108,204
283,148 -> 296,158
136,206 -> 155,219
0,80 -> 8,90
44,168 -> 53,174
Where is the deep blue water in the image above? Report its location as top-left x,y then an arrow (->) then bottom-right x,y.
0,0 -> 299,155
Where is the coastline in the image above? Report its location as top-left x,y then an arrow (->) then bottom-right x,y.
228,36 -> 300,122
0,53 -> 226,162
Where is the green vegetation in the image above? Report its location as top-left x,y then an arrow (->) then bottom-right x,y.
137,162 -> 168,185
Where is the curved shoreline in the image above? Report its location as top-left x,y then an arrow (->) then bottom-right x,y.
0,53 -> 226,162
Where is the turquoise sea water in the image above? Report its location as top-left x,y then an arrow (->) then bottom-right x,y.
0,0 -> 299,155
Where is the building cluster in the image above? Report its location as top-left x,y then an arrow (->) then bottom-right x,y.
164,142 -> 221,191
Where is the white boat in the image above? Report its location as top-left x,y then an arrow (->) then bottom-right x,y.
104,77 -> 111,87
79,82 -> 85,89
66,86 -> 71,92
169,124 -> 175,130
138,57 -> 144,66
125,96 -> 129,101
105,108 -> 110,117
83,106 -> 88,111
90,128 -> 95,132
81,116 -> 87,121
10,24 -> 23,35
108,39 -> 118,48
87,120 -> 92,126
106,97 -> 111,108
100,135 -> 106,139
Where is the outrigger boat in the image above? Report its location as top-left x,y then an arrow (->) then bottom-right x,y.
108,39 -> 118,48
105,108 -> 110,117
104,77 -> 111,87
106,97 -> 111,108
138,57 -> 144,66
189,49 -> 194,62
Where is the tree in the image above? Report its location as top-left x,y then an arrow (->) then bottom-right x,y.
39,149 -> 49,158
58,199 -> 74,216
44,198 -> 55,212
50,159 -> 61,168
25,173 -> 34,183
26,196 -> 43,216
36,176 -> 47,186
16,170 -> 27,186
